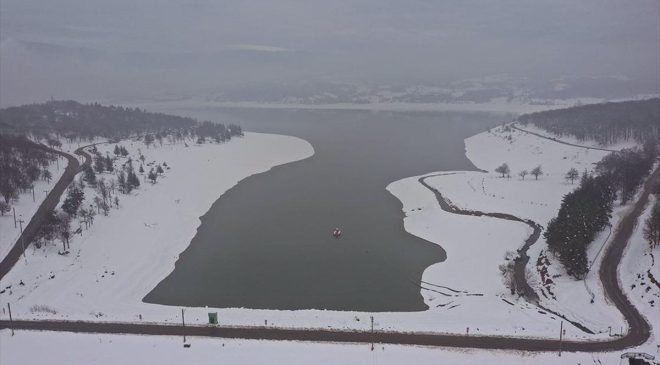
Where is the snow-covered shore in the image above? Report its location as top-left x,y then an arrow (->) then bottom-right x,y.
387,124 -> 658,353
0,122 -> 656,359
0,132 -> 315,322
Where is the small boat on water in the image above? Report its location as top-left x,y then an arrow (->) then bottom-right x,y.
332,227 -> 342,239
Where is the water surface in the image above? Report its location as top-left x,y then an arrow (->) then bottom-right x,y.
144,109 -> 506,311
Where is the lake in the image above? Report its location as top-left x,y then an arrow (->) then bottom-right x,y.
144,108 -> 507,312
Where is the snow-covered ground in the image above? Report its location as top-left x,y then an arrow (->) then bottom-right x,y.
385,125 -> 630,340
387,124 -> 659,354
0,159 -> 64,260
0,329 -> 635,365
0,123 -> 657,363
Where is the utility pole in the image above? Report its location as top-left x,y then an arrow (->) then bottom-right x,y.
7,303 -> 13,336
18,215 -> 27,263
559,321 -> 563,357
182,308 -> 186,344
32,187 -> 35,202
371,316 -> 374,351
13,207 -> 16,228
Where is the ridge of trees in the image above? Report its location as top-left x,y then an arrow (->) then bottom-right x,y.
0,100 -> 244,214
0,100 -> 243,142
643,180 -> 659,249
545,145 -> 657,279
517,98 -> 660,145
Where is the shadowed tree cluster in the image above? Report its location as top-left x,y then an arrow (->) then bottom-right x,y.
517,98 -> 660,145
0,101 -> 244,146
545,146 -> 656,279
0,134 -> 57,212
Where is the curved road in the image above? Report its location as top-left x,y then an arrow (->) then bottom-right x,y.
0,135 -> 657,352
0,144 -> 91,280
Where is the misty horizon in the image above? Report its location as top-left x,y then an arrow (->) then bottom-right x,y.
1,0 -> 659,107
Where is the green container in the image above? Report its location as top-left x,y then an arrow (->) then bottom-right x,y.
208,312 -> 218,325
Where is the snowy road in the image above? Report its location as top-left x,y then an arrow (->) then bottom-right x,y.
0,143 -> 89,279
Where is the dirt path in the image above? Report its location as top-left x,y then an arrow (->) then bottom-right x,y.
418,173 -> 541,302
510,125 -> 618,153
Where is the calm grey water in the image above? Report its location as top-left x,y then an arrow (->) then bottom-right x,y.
144,108 -> 506,311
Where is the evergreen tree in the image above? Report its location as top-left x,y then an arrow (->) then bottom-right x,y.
644,201 -> 660,248
94,155 -> 105,173
126,167 -> 140,191
148,169 -> 157,184
62,185 -> 85,216
144,134 -> 154,148
0,201 -> 10,216
82,164 -> 97,185
105,155 -> 114,172
117,171 -> 127,194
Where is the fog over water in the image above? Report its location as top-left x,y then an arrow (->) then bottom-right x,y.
1,1 -> 658,107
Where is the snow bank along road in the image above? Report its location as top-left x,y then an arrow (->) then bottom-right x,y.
0,133 -> 657,352
0,143 -> 91,279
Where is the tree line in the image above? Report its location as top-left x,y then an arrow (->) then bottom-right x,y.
0,101 -> 244,216
0,100 -> 243,143
0,134 -> 57,215
34,146 -> 144,250
517,98 -> 659,145
643,180 -> 659,249
545,144 -> 657,279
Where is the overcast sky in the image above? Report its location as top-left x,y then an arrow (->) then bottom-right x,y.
1,0 -> 658,106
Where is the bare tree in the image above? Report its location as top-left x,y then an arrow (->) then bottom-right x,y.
565,168 -> 579,184
531,165 -> 543,180
495,163 -> 510,178
518,170 -> 528,180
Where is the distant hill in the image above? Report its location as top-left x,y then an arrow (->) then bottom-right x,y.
0,100 -> 197,139
516,98 -> 660,145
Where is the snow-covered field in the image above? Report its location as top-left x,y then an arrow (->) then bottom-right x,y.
0,123 -> 657,363
384,124 -> 631,340
387,124 -> 658,352
0,159 -> 64,260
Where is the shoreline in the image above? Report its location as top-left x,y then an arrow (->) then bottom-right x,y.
0,123 -> 653,347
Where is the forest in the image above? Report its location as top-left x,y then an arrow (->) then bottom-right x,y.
0,135 -> 57,215
545,142 -> 657,279
517,98 -> 660,145
0,100 -> 242,141
0,100 -> 243,216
